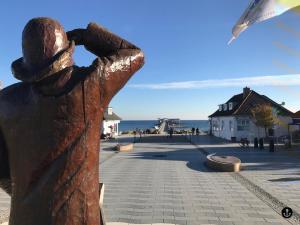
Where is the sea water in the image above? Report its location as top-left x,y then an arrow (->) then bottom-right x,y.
119,120 -> 209,132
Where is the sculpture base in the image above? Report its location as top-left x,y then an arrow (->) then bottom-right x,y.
117,143 -> 133,152
206,154 -> 241,172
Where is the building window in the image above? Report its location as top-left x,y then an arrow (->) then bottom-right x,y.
229,120 -> 233,131
221,120 -> 225,131
212,121 -> 219,131
237,119 -> 249,131
229,102 -> 233,110
219,105 -> 222,111
223,104 -> 227,111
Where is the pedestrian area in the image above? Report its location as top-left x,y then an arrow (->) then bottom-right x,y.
0,135 -> 297,225
101,136 -> 292,225
190,134 -> 300,219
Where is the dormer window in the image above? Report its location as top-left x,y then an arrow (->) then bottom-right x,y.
229,102 -> 233,110
223,104 -> 227,111
219,105 -> 222,111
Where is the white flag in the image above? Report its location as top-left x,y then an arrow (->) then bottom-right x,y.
229,0 -> 300,44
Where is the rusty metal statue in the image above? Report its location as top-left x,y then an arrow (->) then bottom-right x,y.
0,17 -> 144,225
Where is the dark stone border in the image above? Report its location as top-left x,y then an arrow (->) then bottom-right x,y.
231,173 -> 300,225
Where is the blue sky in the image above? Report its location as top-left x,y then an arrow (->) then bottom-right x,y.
1,0 -> 300,119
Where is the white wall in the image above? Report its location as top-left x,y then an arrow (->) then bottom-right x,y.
274,116 -> 295,137
211,117 -> 236,140
247,116 -> 293,139
211,115 -> 295,142
102,120 -> 120,136
236,116 -> 257,141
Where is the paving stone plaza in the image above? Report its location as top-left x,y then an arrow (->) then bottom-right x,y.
1,135 -> 300,225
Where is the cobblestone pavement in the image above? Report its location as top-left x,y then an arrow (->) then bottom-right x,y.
0,135 -> 297,225
101,136 -> 144,164
190,134 -> 300,224
0,192 -> 9,223
101,135 -> 292,225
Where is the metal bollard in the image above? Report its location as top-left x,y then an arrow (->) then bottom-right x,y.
254,138 -> 258,148
259,138 -> 264,150
269,139 -> 275,152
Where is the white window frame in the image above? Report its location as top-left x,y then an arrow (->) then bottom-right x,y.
212,120 -> 219,131
229,120 -> 233,132
237,119 -> 250,131
229,102 -> 233,110
223,104 -> 227,111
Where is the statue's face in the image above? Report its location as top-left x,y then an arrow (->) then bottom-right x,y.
22,17 -> 69,71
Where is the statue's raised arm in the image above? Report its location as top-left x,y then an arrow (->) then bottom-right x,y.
67,23 -> 145,107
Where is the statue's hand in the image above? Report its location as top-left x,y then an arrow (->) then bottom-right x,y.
66,29 -> 86,46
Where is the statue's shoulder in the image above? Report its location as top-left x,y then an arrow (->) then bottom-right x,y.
86,58 -> 106,74
0,82 -> 31,104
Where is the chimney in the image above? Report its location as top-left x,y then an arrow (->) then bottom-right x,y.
243,87 -> 251,99
105,107 -> 113,115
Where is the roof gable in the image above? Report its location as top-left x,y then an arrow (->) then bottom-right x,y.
103,112 -> 122,121
209,90 -> 293,118
294,110 -> 300,118
209,93 -> 244,117
234,91 -> 293,116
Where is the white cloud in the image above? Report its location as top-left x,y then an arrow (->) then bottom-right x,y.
129,74 -> 300,90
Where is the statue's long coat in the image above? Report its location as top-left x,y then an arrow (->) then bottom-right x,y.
0,23 -> 144,225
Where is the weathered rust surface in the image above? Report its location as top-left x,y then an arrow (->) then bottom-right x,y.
0,17 -> 144,225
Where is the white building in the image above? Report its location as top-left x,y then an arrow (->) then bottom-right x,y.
102,107 -> 121,137
209,87 -> 295,142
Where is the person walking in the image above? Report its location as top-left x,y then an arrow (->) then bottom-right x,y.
191,127 -> 195,135
196,128 -> 200,136
133,129 -> 137,143
169,128 -> 174,138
